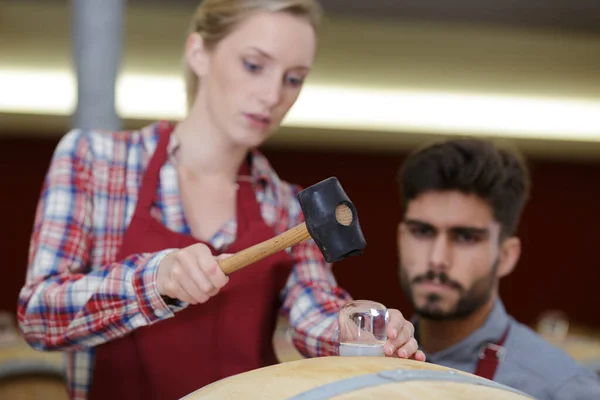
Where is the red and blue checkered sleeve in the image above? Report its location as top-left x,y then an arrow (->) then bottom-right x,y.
17,130 -> 182,351
279,184 -> 354,358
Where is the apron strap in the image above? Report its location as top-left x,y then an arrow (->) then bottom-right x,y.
474,324 -> 511,380
136,123 -> 172,211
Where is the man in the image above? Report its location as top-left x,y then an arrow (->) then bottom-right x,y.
395,138 -> 600,399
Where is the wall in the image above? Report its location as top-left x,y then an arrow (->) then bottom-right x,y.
2,134 -> 599,330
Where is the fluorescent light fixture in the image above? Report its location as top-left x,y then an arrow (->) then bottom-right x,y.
0,69 -> 76,115
287,87 -> 600,141
116,74 -> 187,119
1,68 -> 600,141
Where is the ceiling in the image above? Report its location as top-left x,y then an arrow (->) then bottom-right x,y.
9,0 -> 600,37
2,0 -> 600,159
125,0 -> 600,34
85,0 -> 597,33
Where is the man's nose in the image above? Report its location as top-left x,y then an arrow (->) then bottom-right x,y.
429,235 -> 451,272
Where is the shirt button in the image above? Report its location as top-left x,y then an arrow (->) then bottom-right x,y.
155,309 -> 165,318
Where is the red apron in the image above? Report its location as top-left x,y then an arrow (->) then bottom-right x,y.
88,124 -> 295,400
474,325 -> 510,380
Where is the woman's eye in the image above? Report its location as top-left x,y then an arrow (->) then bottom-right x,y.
286,76 -> 304,87
243,60 -> 262,73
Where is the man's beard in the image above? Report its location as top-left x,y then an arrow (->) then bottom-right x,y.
399,259 -> 499,321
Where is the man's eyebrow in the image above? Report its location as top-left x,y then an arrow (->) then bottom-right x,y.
450,226 -> 490,235
404,219 -> 434,228
405,219 -> 489,235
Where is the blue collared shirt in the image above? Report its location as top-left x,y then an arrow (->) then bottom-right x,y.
414,300 -> 600,399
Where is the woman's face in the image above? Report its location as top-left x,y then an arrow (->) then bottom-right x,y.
188,11 -> 317,148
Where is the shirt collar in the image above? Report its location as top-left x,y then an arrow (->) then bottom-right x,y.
140,120 -> 273,185
413,298 -> 511,363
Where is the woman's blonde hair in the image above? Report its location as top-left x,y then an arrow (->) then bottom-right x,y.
184,0 -> 323,108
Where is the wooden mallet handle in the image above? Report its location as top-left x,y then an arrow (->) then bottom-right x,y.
217,204 -> 353,275
217,222 -> 310,274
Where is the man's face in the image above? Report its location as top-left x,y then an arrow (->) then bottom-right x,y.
398,190 -> 506,321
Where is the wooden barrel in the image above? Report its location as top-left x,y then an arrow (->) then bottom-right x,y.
273,316 -> 304,363
0,312 -> 68,400
182,356 -> 534,400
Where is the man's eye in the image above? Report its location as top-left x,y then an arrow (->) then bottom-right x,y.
411,227 -> 433,237
455,232 -> 478,243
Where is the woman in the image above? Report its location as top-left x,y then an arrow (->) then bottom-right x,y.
17,1 -> 425,399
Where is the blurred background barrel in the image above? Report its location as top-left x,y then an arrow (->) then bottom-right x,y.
0,312 -> 67,400
536,310 -> 600,376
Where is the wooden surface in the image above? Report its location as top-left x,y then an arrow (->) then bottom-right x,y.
330,381 -> 527,400
184,356 -> 532,400
0,337 -> 67,400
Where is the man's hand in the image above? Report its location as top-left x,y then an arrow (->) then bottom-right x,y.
384,309 -> 426,361
156,244 -> 231,304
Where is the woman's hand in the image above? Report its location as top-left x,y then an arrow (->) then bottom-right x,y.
156,244 -> 230,304
384,309 -> 426,361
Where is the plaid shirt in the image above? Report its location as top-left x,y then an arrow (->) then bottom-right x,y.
17,121 -> 352,399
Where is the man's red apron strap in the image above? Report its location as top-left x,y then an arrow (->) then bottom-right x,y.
474,324 -> 511,380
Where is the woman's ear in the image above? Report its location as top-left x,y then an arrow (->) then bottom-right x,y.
497,236 -> 521,278
185,32 -> 210,77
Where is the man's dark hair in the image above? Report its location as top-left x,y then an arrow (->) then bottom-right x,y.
397,138 -> 531,238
